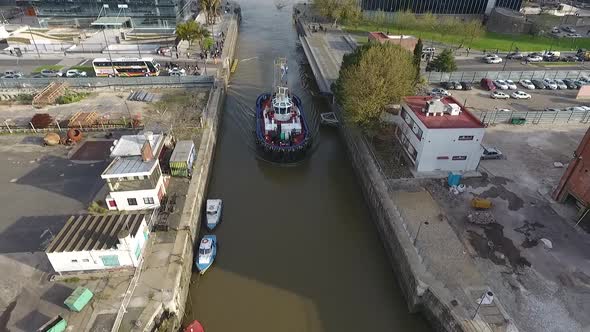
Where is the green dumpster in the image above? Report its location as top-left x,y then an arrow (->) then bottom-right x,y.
37,315 -> 67,332
169,140 -> 195,178
64,286 -> 93,312
510,117 -> 526,125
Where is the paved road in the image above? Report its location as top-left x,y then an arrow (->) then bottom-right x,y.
452,58 -> 590,72
0,59 -> 61,75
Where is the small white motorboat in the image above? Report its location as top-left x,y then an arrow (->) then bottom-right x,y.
196,235 -> 217,274
205,199 -> 223,230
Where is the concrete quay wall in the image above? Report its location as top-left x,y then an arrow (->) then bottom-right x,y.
294,14 -> 481,331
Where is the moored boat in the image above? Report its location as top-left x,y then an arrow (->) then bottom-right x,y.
205,199 -> 223,230
255,58 -> 312,163
184,320 -> 205,332
195,235 -> 217,274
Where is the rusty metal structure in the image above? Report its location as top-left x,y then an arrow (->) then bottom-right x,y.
32,82 -> 68,108
553,127 -> 590,222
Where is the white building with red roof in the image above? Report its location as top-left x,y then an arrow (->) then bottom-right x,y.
395,96 -> 485,173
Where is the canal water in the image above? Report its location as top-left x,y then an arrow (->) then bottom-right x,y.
183,0 -> 431,331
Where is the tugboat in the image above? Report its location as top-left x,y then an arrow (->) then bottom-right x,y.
255,58 -> 311,163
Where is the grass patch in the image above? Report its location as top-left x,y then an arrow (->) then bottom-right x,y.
63,277 -> 80,283
16,94 -> 34,104
344,22 -> 590,52
57,90 -> 90,104
535,61 -> 580,66
31,65 -> 64,73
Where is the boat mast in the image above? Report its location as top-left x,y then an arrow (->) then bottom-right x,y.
273,57 -> 288,95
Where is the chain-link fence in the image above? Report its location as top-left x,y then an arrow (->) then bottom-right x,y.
473,109 -> 590,125
0,75 -> 214,89
426,70 -> 590,83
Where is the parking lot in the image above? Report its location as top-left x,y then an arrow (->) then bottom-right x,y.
432,82 -> 590,113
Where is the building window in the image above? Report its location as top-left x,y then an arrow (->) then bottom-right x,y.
458,135 -> 474,141
128,198 -> 138,206
82,259 -> 90,263
437,156 -> 449,160
452,156 -> 467,160
143,197 -> 154,204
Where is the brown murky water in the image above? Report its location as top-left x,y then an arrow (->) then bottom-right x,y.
183,1 -> 431,331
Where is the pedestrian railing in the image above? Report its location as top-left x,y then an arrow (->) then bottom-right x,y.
472,109 -> 590,125
426,70 -> 590,83
0,75 -> 214,89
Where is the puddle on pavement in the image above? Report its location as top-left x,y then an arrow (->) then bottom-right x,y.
468,222 -> 531,270
514,220 -> 546,248
463,175 -> 524,211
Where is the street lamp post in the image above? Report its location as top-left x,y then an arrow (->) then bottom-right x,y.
27,26 -> 41,60
102,28 -> 117,77
502,41 -> 515,72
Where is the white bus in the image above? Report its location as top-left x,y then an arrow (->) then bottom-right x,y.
92,57 -> 160,77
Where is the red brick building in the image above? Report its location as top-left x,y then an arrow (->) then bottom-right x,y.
367,32 -> 417,52
553,127 -> 590,220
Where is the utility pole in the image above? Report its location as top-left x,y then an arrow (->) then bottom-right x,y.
27,25 -> 41,60
102,28 -> 117,77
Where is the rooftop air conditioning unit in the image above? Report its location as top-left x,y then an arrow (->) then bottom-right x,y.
424,98 -> 445,116
445,103 -> 461,116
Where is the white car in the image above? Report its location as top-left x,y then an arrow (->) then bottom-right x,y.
65,69 -> 87,78
39,69 -> 63,77
506,80 -> 518,90
554,79 -> 568,90
486,56 -> 502,64
519,79 -> 535,89
494,80 -> 509,90
511,91 -> 531,99
564,106 -> 586,112
527,55 -> 543,62
430,88 -> 451,96
168,67 -> 187,76
545,108 -> 561,112
543,78 -> 558,90
491,91 -> 510,99
499,108 -> 513,112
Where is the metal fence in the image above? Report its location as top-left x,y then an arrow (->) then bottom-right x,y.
426,70 -> 590,83
0,75 -> 214,89
472,109 -> 590,125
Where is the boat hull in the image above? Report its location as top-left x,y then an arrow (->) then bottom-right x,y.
184,320 -> 205,332
195,235 -> 217,274
255,93 -> 312,163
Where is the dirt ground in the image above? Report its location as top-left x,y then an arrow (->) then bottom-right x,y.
419,125 -> 590,332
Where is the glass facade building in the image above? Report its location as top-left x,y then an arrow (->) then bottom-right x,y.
16,0 -> 192,28
360,0 -> 522,15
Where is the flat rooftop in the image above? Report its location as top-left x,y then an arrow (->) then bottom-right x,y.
403,96 -> 485,129
101,156 -> 157,179
46,213 -> 148,253
110,133 -> 163,158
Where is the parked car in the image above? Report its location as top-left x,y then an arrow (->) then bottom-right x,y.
507,52 -> 526,59
511,90 -> 532,99
563,78 -> 578,89
168,67 -> 187,76
567,33 -> 582,38
519,79 -> 535,89
505,80 -> 518,90
430,88 -> 451,96
486,56 -> 502,64
441,81 -> 453,89
563,26 -> 576,33
573,80 -> 586,89
544,108 -> 561,112
554,79 -> 568,89
499,108 -> 513,112
564,106 -> 586,112
39,69 -> 63,77
543,55 -> 560,62
460,81 -> 473,90
451,81 -> 462,90
491,91 -> 510,99
526,55 -> 543,62
494,80 -> 509,90
65,69 -> 87,78
423,47 -> 436,54
2,70 -> 22,78
482,54 -> 498,62
562,55 -> 580,62
551,27 -> 560,34
531,79 -> 546,89
480,78 -> 496,91
545,51 -> 561,57
543,78 -> 558,90
481,146 -> 503,160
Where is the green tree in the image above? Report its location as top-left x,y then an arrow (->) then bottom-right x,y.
200,0 -> 221,25
462,20 -> 484,48
175,20 -> 209,48
429,49 -> 457,72
334,43 -> 416,131
314,0 -> 361,26
413,38 -> 423,69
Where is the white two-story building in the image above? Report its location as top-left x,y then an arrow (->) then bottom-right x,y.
395,96 -> 485,173
101,132 -> 168,211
